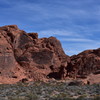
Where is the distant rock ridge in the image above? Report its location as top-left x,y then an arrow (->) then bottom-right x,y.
67,48 -> 100,78
0,25 -> 100,84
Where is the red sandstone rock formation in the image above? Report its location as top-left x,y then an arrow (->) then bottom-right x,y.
0,25 -> 100,84
0,25 -> 70,83
67,49 -> 100,79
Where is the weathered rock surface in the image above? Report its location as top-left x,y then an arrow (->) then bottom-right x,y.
0,25 -> 100,84
0,25 -> 70,83
67,49 -> 100,79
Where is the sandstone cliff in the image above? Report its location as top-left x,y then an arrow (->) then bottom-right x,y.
0,25 -> 70,83
0,25 -> 99,84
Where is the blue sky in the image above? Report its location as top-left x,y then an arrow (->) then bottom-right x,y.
0,0 -> 100,55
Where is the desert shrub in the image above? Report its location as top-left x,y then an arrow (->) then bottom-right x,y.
76,95 -> 87,100
93,95 -> 100,100
8,96 -> 26,100
50,93 -> 75,100
26,93 -> 39,100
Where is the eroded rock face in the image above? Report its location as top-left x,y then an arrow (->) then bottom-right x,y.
67,49 -> 100,78
0,25 -> 100,84
0,25 -> 70,83
0,27 -> 15,76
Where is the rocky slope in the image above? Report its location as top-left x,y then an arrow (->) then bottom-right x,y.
0,25 -> 100,84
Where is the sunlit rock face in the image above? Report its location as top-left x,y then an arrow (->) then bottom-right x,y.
0,27 -> 16,77
0,25 -> 99,84
0,25 -> 70,83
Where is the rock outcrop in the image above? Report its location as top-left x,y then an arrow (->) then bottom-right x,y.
67,49 -> 100,79
0,25 -> 70,83
0,25 -> 100,84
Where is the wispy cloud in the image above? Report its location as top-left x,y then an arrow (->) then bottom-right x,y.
60,38 -> 93,42
38,30 -> 81,38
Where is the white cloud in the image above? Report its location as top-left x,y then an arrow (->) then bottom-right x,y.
60,38 -> 93,42
38,30 -> 81,37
